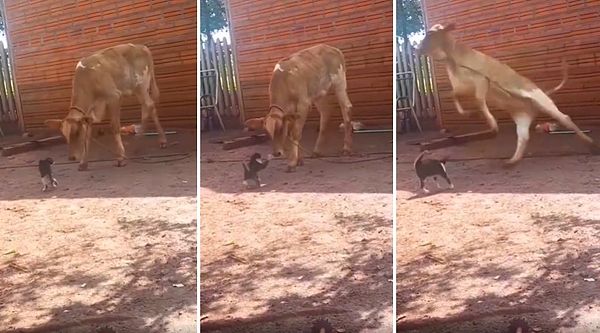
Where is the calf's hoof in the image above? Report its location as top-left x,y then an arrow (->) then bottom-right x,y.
159,141 -> 168,149
116,159 -> 127,167
285,166 -> 296,173
78,162 -> 88,171
297,159 -> 304,166
341,148 -> 352,156
312,151 -> 324,158
502,160 -> 519,169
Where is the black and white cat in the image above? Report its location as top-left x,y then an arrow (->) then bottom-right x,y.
39,158 -> 58,192
242,153 -> 271,189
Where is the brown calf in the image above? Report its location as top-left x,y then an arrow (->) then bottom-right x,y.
45,44 -> 167,171
245,44 -> 353,172
418,24 -> 598,166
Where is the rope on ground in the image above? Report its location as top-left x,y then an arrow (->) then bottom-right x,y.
396,151 -> 596,164
0,152 -> 192,170
202,151 -> 393,164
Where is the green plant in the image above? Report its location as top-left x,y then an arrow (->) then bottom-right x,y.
200,0 -> 227,41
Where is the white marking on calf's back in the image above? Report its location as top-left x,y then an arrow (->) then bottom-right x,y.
329,64 -> 345,84
274,63 -> 284,72
134,66 -> 151,87
76,61 -> 85,69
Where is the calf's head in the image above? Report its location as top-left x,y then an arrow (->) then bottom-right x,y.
417,23 -> 456,60
244,108 -> 297,157
45,114 -> 92,161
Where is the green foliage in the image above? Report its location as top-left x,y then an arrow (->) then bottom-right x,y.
397,0 -> 424,38
201,0 -> 227,39
0,10 -> 5,32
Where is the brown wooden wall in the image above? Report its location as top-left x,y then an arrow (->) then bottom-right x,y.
422,0 -> 600,128
227,0 -> 393,125
4,0 -> 197,131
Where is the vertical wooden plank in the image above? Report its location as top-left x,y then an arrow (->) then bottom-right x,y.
422,56 -> 435,119
216,38 -> 232,114
395,39 -> 400,107
1,0 -> 24,130
407,44 -> 423,117
224,0 -> 246,122
415,53 -> 428,119
222,38 -> 239,116
200,42 -> 209,98
209,41 -> 225,112
214,39 -> 228,113
0,45 -> 15,121
396,40 -> 402,108
203,45 -> 214,102
398,40 -> 408,109
0,51 -> 8,121
202,43 -> 213,100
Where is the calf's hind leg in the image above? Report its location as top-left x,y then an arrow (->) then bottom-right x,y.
313,97 -> 331,157
505,112 -> 534,166
107,99 -> 127,167
525,89 -> 598,152
333,71 -> 353,155
136,87 -> 167,148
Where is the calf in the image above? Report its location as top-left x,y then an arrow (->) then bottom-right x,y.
418,23 -> 599,166
244,44 -> 353,172
45,44 -> 167,171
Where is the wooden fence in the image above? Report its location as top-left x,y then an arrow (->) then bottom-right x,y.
200,38 -> 242,120
396,39 -> 439,129
0,43 -> 18,124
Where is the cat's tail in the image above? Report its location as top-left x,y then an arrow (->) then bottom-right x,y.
413,150 -> 431,169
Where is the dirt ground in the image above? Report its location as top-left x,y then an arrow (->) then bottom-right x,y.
396,126 -> 600,333
0,130 -> 197,333
200,126 -> 393,332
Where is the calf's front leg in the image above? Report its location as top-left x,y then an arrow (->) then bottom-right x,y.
78,126 -> 92,171
286,107 -> 308,173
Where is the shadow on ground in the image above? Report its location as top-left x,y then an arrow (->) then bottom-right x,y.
396,213 -> 599,332
0,218 -> 196,333
201,212 -> 392,332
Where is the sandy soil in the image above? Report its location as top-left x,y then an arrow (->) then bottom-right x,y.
200,127 -> 393,332
0,131 -> 197,333
396,127 -> 600,333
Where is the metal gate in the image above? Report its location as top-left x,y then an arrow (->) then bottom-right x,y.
396,38 -> 440,132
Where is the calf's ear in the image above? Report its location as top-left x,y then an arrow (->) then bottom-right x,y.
444,23 -> 456,31
82,116 -> 93,125
264,115 -> 282,137
45,119 -> 62,130
244,117 -> 265,131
